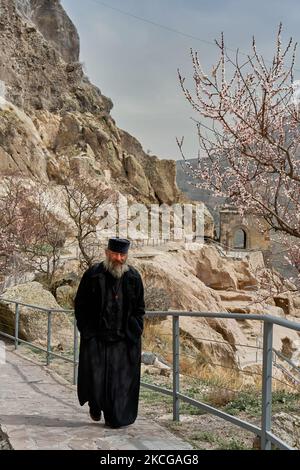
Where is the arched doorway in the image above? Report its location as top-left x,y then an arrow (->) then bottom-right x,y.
233,228 -> 247,249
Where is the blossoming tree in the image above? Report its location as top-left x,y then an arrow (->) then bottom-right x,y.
178,24 -> 300,282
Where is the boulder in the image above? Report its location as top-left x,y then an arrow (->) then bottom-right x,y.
233,260 -> 257,290
194,245 -> 257,291
281,337 -> 300,366
218,291 -> 255,302
271,292 -> 300,317
0,281 -> 73,349
274,295 -> 291,315
195,246 -> 238,290
55,285 -> 75,310
141,352 -> 156,365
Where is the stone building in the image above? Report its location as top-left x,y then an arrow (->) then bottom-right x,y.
219,205 -> 271,253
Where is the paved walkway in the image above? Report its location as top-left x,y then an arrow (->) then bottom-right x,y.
0,348 -> 192,450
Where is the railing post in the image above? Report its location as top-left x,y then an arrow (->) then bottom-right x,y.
172,314 -> 180,421
14,303 -> 19,350
261,320 -> 273,450
47,311 -> 52,366
73,316 -> 79,385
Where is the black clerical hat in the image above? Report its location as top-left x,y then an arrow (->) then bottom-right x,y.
107,237 -> 130,253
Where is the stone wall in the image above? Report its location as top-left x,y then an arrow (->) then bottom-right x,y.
219,207 -> 270,252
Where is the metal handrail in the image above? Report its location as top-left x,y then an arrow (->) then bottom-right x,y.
0,297 -> 78,384
273,349 -> 300,374
0,297 -> 299,450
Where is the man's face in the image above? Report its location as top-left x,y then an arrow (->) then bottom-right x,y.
104,249 -> 129,278
105,249 -> 128,265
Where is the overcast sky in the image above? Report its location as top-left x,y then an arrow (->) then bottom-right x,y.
61,0 -> 300,161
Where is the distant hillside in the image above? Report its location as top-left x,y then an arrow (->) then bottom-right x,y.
176,158 -> 225,231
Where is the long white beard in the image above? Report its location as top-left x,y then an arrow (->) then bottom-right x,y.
103,257 -> 129,279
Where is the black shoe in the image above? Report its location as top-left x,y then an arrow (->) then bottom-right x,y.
105,421 -> 130,429
105,421 -> 121,428
89,408 -> 101,422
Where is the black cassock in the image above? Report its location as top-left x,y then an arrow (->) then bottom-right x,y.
74,261 -> 145,427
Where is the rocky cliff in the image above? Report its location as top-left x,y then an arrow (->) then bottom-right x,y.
0,0 -> 201,214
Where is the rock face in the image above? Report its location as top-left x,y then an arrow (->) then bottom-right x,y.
119,129 -> 186,206
0,101 -> 49,180
0,281 -> 73,348
123,154 -> 154,199
0,0 -> 209,230
0,2 -> 112,113
30,0 -> 80,63
193,245 -> 257,290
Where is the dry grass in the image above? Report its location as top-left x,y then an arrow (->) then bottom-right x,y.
142,319 -> 299,400
142,318 -> 173,355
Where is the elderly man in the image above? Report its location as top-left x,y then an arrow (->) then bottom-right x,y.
74,237 -> 145,428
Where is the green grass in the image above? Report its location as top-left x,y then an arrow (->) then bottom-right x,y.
272,390 -> 300,414
191,431 -> 216,443
140,388 -> 173,406
223,392 -> 261,416
180,402 -> 206,415
215,437 -> 251,450
186,430 -> 251,450
223,389 -> 300,417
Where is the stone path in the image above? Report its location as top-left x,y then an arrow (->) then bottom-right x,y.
0,348 -> 192,450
